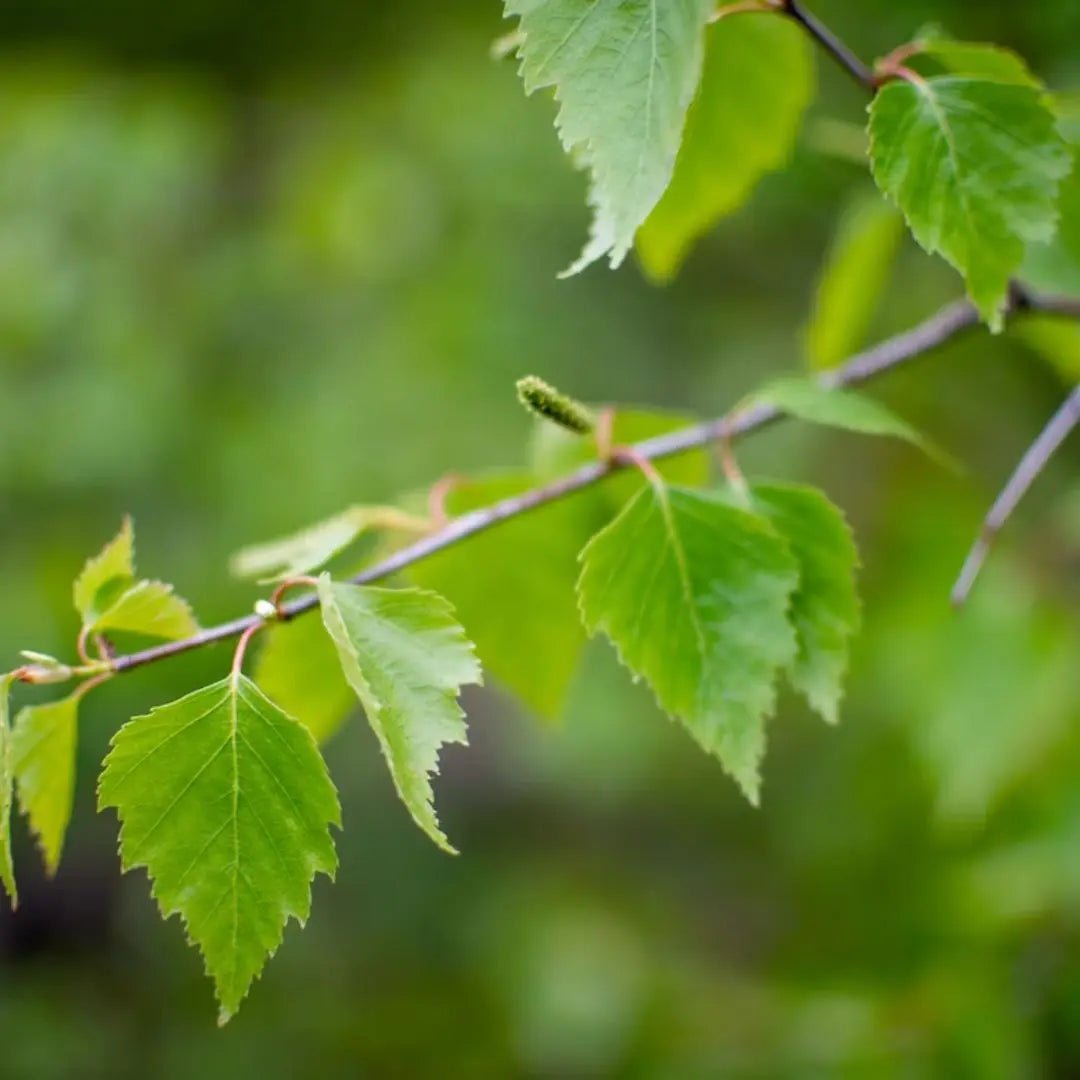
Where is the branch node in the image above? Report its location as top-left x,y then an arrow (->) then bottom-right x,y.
268,577 -> 319,621
94,295 -> 1079,679
717,435 -> 751,504
611,445 -> 664,488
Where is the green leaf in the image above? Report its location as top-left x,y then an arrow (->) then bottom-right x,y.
410,472 -> 592,721
73,515 -> 136,624
637,13 -> 814,280
752,377 -> 948,464
576,482 -> 799,802
11,695 -> 79,876
868,76 -> 1070,328
98,675 -> 340,1024
506,0 -> 713,274
753,483 -> 860,725
93,580 -> 199,640
0,673 -> 17,907
425,416 -> 709,721
317,577 -> 481,852
230,506 -> 428,583
1021,166 -> 1080,296
911,29 -> 1039,87
73,518 -> 198,641
254,616 -> 355,744
805,193 -> 904,370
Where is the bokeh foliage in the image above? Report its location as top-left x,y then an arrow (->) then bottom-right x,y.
0,0 -> 1079,1073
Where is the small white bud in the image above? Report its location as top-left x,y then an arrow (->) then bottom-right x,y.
254,599 -> 278,621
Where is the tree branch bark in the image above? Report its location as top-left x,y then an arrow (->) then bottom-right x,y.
952,383 -> 1080,606
109,292 -> 1077,678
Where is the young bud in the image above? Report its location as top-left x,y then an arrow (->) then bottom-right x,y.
18,659 -> 75,685
516,376 -> 595,435
253,599 -> 278,621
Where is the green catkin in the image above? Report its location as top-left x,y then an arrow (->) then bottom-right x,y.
515,376 -> 595,435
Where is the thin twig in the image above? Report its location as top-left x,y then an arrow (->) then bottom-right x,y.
952,384 -> 1080,607
779,0 -> 877,91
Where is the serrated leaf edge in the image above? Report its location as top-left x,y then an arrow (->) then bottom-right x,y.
575,481 -> 800,804
98,675 -> 341,1025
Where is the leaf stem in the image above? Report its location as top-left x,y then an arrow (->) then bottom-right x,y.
75,625 -> 94,666
611,445 -> 665,488
717,434 -> 751,505
230,622 -> 264,681
594,406 -> 616,463
428,474 -> 464,530
73,671 -> 113,703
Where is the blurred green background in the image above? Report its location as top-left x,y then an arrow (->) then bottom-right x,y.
1,1 -> 1079,1075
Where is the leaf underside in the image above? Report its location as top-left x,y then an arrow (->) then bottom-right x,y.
317,577 -> 482,853
506,0 -> 714,274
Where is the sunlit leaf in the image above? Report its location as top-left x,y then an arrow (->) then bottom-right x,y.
638,13 -> 814,280
72,518 -> 198,641
317,577 -> 481,851
753,483 -> 860,725
868,76 -> 1069,328
73,516 -> 135,625
93,580 -> 198,640
506,0 -> 713,274
98,675 -> 340,1024
11,695 -> 79,876
577,481 -> 799,802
